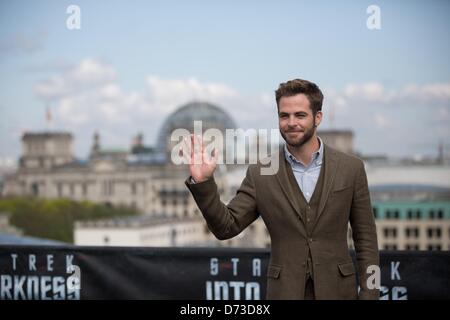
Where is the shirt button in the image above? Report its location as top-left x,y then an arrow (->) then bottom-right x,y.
309,238 -> 313,243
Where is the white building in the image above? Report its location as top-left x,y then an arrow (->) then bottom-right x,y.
4,100 -> 449,250
74,215 -> 270,248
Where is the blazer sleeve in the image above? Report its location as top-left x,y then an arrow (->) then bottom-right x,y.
185,166 -> 259,240
349,160 -> 380,300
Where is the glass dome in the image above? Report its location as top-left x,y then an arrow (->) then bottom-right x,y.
156,101 -> 237,159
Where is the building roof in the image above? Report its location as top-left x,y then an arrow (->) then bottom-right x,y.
156,101 -> 237,156
366,164 -> 450,188
0,233 -> 66,246
318,129 -> 354,135
75,215 -> 204,229
22,131 -> 72,140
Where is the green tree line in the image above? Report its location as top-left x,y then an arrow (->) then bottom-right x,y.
0,197 -> 140,243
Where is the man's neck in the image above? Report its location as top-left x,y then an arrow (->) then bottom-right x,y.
286,135 -> 320,166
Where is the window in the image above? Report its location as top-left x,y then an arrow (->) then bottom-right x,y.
427,244 -> 441,251
131,183 -> 137,195
427,228 -> 442,238
407,210 -> 413,219
384,244 -> 397,250
383,228 -> 397,238
437,209 -> 444,219
386,210 -> 392,219
405,227 -> 419,238
82,183 -> 88,196
103,180 -> 114,196
429,210 -> 435,219
408,210 -> 422,219
31,182 -> 39,196
385,210 -> 400,219
405,244 -> 419,250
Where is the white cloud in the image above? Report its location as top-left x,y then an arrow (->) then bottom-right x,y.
344,82 -> 386,101
33,59 -> 259,156
373,113 -> 391,128
339,81 -> 450,106
401,83 -> 450,104
144,76 -> 239,116
33,59 -> 450,158
58,96 -> 90,126
438,107 -> 450,120
35,58 -> 116,101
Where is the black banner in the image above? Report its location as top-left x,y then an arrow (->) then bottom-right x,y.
0,245 -> 449,300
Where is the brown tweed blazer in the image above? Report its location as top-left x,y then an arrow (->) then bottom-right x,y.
186,144 -> 379,300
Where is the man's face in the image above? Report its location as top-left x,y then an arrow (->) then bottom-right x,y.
278,94 -> 322,148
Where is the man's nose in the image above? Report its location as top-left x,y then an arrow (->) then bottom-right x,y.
287,116 -> 297,127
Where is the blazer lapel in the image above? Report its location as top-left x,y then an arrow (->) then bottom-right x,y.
275,147 -> 306,225
312,144 -> 339,231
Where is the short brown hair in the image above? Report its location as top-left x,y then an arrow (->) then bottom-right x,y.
275,79 -> 323,115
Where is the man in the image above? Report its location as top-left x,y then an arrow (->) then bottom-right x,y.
185,79 -> 379,300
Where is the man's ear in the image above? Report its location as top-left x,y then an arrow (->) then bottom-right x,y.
315,111 -> 323,127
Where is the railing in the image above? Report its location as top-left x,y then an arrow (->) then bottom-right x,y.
0,245 -> 449,300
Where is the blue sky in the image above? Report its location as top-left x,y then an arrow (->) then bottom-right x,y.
0,0 -> 449,163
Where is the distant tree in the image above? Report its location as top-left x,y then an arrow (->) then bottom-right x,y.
0,197 -> 140,243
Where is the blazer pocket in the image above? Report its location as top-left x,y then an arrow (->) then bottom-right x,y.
332,185 -> 352,194
338,262 -> 356,276
267,264 -> 282,279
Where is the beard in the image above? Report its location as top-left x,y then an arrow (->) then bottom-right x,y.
280,121 -> 316,148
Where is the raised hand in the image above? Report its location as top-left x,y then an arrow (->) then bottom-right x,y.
182,134 -> 218,183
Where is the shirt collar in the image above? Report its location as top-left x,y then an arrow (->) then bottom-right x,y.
284,136 -> 324,167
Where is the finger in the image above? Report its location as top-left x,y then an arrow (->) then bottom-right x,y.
180,137 -> 191,164
193,134 -> 202,164
190,134 -> 196,155
204,146 -> 218,165
213,148 -> 219,162
195,134 -> 202,151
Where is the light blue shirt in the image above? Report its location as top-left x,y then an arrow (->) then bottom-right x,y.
284,137 -> 324,203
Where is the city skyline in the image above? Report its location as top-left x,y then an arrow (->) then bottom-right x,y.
1,0 -> 449,164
